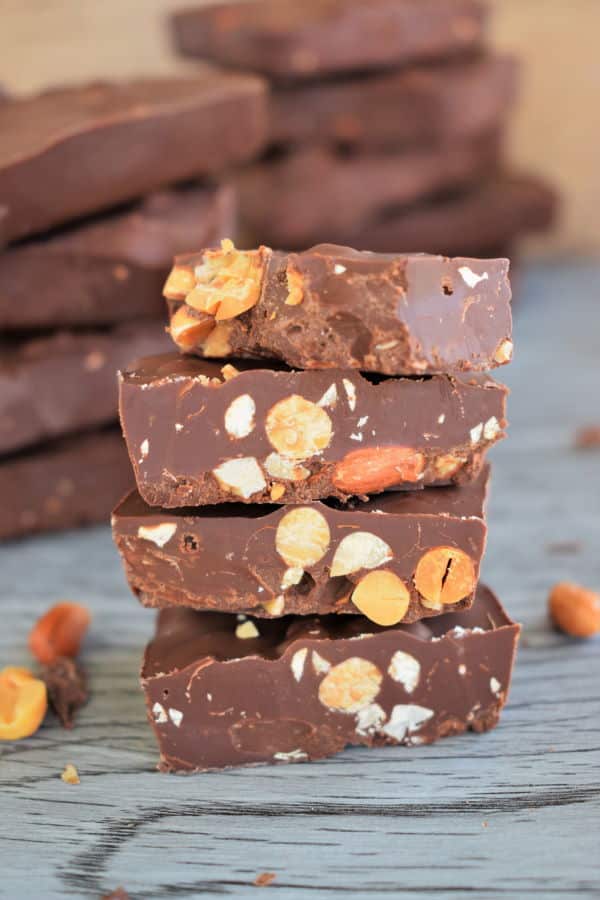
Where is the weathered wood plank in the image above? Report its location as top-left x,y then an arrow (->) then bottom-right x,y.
1,262 -> 600,899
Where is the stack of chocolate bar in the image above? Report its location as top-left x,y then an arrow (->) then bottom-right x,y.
0,75 -> 267,540
171,0 -> 556,256
113,241 -> 520,772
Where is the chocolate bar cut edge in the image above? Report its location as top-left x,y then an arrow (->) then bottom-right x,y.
141,582 -> 520,772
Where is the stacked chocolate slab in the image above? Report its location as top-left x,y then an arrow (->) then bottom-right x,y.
114,241 -> 520,772
171,0 -> 556,255
0,75 -> 267,540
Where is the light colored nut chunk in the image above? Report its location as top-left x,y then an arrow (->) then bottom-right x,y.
213,457 -> 266,499
483,416 -> 501,441
270,484 -> 286,502
169,305 -> 214,351
318,657 -> 382,713
266,395 -> 332,459
264,452 -> 310,482
137,523 -> 177,548
388,651 -> 420,693
494,339 -> 513,364
186,239 -> 265,321
433,453 -> 467,479
330,532 -> 393,577
280,567 -> 304,590
224,394 -> 256,439
262,595 -> 285,616
275,507 -> 330,568
414,546 -> 476,609
236,620 -> 259,639
291,648 -> 308,681
382,704 -> 434,742
163,265 -> 195,300
351,570 -> 410,626
285,265 -> 304,306
202,322 -> 234,357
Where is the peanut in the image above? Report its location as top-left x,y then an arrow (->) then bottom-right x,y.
414,547 -> 476,609
351,570 -> 410,626
0,667 -> 48,741
318,658 -> 382,712
169,305 -> 214,351
29,602 -> 91,665
275,507 -> 330,569
265,395 -> 332,459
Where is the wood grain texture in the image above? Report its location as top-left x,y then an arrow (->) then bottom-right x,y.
1,263 -> 600,899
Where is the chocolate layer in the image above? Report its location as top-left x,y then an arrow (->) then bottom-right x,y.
164,244 -> 513,375
0,429 -> 132,541
172,0 -> 486,81
119,353 -> 507,506
0,322 -> 170,456
0,75 -> 266,243
141,582 -> 519,772
351,175 -> 558,256
270,55 -> 516,150
236,136 -> 500,249
113,466 -> 488,624
0,185 -> 235,331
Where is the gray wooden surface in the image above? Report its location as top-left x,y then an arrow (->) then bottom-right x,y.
1,262 -> 599,900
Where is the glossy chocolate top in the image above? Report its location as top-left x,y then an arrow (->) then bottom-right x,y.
0,75 -> 266,243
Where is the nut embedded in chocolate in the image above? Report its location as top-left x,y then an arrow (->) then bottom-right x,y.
112,466 -> 489,625
141,583 -> 519,772
163,243 -> 512,376
118,353 -> 508,507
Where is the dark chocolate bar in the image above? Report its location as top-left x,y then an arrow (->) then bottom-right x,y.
113,466 -> 488,625
172,0 -> 486,80
351,175 -> 558,256
0,185 -> 235,331
142,583 -> 519,772
119,353 -> 507,506
0,323 -> 170,456
0,75 -> 266,243
270,55 -> 516,150
163,243 -> 513,375
0,429 -> 132,541
236,137 -> 499,249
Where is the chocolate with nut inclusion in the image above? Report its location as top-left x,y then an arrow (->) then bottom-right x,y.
119,353 -> 506,506
113,466 -> 488,625
164,242 -> 513,375
142,583 -> 519,772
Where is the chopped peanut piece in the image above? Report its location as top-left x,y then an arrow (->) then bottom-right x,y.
414,547 -> 476,609
0,667 -> 47,741
318,657 -> 382,712
163,265 -> 195,300
351,570 -> 410,625
549,582 -> 600,638
61,763 -> 80,784
330,532 -> 393,577
332,446 -> 425,494
275,507 -> 330,569
265,395 -> 332,459
188,240 -> 266,322
270,484 -> 286,502
169,305 -> 214,351
29,602 -> 91,665
285,265 -> 304,306
202,322 -> 234,357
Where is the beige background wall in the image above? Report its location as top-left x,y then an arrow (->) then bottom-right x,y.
1,0 -> 599,256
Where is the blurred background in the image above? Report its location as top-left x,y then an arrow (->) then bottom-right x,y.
2,0 -> 598,256
0,0 -> 598,543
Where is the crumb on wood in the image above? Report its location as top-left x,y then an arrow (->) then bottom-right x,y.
254,872 -> 276,887
61,763 -> 80,785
